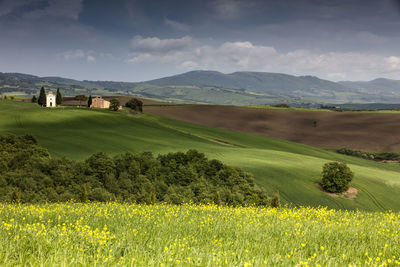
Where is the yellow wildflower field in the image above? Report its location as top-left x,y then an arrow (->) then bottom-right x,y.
0,203 -> 399,266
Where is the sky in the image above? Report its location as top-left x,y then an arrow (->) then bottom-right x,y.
1,0 -> 400,82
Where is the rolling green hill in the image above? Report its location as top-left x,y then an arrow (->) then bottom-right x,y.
1,100 -> 400,211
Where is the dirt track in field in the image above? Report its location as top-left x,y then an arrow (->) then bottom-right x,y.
145,105 -> 400,152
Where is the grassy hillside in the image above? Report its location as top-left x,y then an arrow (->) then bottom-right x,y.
1,100 -> 400,211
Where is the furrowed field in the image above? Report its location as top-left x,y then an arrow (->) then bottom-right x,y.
1,203 -> 399,266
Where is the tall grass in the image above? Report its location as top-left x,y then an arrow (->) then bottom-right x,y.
1,203 -> 399,266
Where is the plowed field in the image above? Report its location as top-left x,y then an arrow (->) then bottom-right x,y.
146,105 -> 400,151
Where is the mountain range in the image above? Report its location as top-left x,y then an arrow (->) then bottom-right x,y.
1,70 -> 400,105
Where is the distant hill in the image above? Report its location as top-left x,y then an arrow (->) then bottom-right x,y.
147,71 -> 350,102
340,78 -> 400,94
2,71 -> 400,105
148,70 -> 347,94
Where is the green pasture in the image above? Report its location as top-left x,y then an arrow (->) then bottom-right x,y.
1,100 -> 399,211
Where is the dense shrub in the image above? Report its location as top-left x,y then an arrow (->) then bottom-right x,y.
273,104 -> 290,108
125,98 -> 143,112
109,99 -> 120,111
0,135 -> 273,206
321,162 -> 354,193
337,148 -> 400,162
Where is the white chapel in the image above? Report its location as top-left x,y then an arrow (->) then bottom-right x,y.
46,91 -> 56,107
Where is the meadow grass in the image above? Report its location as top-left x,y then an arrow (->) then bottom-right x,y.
0,202 -> 399,266
1,101 -> 400,211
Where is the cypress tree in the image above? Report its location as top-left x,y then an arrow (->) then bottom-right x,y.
88,95 -> 92,107
31,95 -> 37,103
38,87 -> 46,106
56,88 -> 62,105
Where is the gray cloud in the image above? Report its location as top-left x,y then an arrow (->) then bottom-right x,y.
2,0 -> 400,82
126,36 -> 400,81
22,0 -> 83,20
0,0 -> 31,17
59,49 -> 98,62
129,35 -> 195,53
164,18 -> 191,32
0,0 -> 83,20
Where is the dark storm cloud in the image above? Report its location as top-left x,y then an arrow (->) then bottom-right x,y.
1,0 -> 400,81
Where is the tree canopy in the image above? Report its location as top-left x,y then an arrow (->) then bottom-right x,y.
321,162 -> 354,193
125,98 -> 143,113
109,99 -> 120,111
0,135 -> 274,206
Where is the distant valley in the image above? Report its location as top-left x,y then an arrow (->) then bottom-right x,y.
2,71 -> 400,105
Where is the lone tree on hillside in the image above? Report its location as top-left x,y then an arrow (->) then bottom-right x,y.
74,94 -> 88,107
321,162 -> 354,193
109,98 -> 120,111
87,95 -> 92,107
38,87 -> 46,106
56,88 -> 62,105
125,98 -> 143,113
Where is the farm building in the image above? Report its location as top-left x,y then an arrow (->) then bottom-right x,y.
46,92 -> 56,107
90,97 -> 110,109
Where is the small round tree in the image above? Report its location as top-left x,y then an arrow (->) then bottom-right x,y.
109,98 -> 120,111
321,162 -> 354,193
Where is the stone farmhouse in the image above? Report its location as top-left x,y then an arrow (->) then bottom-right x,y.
90,97 -> 110,109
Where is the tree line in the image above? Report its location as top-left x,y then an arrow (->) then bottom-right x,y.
0,135 -> 278,206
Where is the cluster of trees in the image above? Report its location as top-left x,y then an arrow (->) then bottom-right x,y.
109,99 -> 120,111
337,148 -> 400,162
0,135 -> 277,206
33,87 -> 62,106
126,98 -> 143,112
273,103 -> 291,108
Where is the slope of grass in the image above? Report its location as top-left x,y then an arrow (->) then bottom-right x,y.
1,100 -> 400,211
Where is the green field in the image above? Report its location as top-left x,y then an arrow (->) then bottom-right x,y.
1,203 -> 399,266
1,100 -> 400,211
